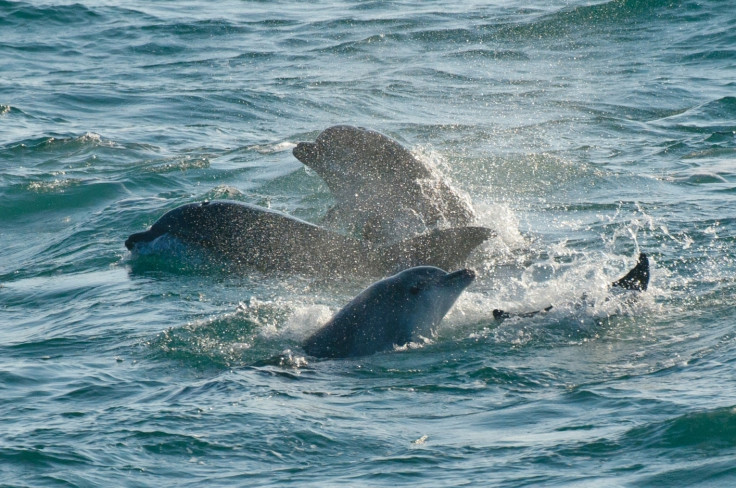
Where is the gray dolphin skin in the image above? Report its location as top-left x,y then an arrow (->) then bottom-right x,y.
303,266 -> 476,358
125,201 -> 492,276
293,125 -> 475,244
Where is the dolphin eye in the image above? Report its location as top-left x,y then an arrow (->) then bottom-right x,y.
409,285 -> 421,295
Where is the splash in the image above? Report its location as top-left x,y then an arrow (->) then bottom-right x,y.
203,185 -> 245,200
276,302 -> 334,342
27,177 -> 81,193
251,141 -> 297,154
148,296 -> 296,369
147,156 -> 210,174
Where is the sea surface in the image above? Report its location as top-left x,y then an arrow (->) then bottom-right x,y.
2,0 -> 736,486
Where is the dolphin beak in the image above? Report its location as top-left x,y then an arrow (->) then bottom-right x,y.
125,233 -> 142,250
443,268 -> 476,289
125,230 -> 157,251
293,142 -> 319,165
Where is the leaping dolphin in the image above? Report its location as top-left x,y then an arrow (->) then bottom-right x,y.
125,200 -> 492,276
293,125 -> 476,244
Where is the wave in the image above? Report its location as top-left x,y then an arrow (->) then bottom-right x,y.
0,1 -> 102,26
652,96 -> 736,132
445,48 -> 530,61
625,406 -> 736,449
1,132 -> 117,155
0,445 -> 94,469
544,404 -> 736,480
0,103 -> 14,116
490,0 -> 691,41
146,298 -> 302,369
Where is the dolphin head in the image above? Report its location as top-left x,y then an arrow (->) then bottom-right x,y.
125,215 -> 176,251
293,126 -> 429,195
386,266 -> 476,339
303,266 -> 475,358
293,125 -> 362,179
125,202 -> 217,251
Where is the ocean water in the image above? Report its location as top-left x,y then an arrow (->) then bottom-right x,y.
2,0 -> 736,485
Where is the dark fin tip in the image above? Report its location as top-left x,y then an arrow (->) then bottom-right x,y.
612,252 -> 650,291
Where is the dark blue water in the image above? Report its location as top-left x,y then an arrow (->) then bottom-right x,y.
2,0 -> 736,486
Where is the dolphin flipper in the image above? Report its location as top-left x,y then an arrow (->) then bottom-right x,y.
493,306 -> 553,320
611,253 -> 649,291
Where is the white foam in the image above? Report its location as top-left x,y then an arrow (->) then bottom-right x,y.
251,141 -> 297,154
78,132 -> 102,143
241,296 -> 334,342
474,202 -> 526,250
205,185 -> 244,200
280,303 -> 334,341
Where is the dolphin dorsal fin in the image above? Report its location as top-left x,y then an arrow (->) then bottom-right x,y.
370,226 -> 494,273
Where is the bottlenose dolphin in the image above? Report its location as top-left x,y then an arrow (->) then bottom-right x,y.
125,200 -> 492,276
303,266 -> 476,358
293,125 -> 475,244
492,253 -> 650,319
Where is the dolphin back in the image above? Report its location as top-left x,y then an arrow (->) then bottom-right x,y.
126,200 -> 367,274
126,201 -> 490,276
